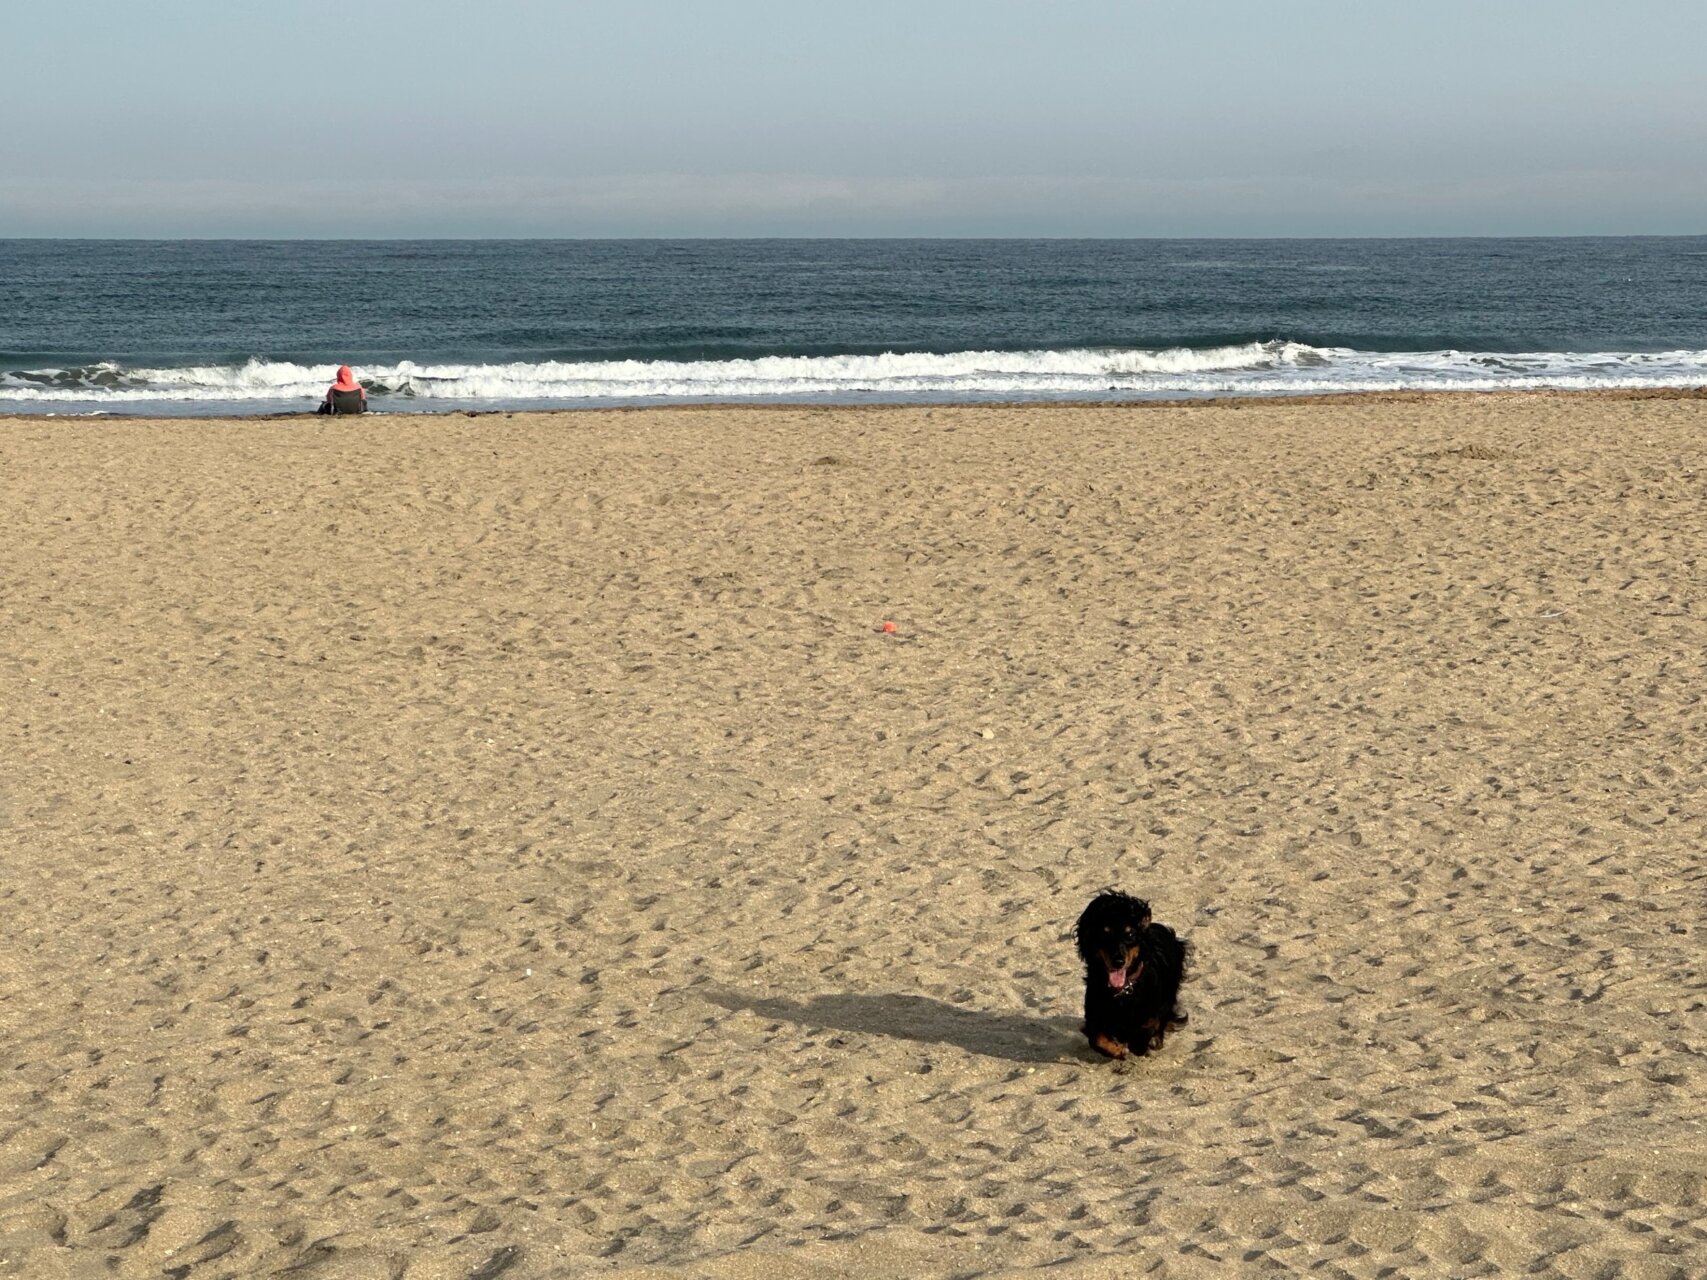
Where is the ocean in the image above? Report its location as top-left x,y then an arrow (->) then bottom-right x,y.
2,238 -> 1704,415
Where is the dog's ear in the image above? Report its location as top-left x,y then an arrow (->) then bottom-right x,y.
1073,897 -> 1099,953
1074,892 -> 1120,955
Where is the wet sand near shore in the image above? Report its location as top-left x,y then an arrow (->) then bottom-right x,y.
2,392 -> 1704,1277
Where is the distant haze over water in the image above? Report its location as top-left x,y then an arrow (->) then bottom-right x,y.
2,238 -> 1704,415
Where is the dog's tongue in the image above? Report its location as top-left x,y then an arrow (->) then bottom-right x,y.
1107,966 -> 1127,991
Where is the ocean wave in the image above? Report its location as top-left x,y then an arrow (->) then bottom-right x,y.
3,343 -> 1706,410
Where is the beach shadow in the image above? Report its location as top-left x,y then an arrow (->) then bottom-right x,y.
706,989 -> 1082,1064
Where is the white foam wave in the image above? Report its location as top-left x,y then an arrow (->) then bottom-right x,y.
4,343 -> 1706,410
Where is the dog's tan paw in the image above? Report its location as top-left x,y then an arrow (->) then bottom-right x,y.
1090,1031 -> 1130,1059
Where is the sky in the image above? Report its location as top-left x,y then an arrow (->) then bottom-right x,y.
5,0 -> 1706,237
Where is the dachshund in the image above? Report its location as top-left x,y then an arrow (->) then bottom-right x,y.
1074,890 -> 1189,1059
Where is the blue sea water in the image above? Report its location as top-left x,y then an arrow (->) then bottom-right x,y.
1,238 -> 1704,415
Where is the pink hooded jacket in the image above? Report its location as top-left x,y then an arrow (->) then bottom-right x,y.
326,365 -> 366,402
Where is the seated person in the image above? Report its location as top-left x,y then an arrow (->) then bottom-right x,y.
318,365 -> 367,414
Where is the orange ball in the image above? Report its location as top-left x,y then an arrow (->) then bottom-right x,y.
881,621 -> 898,633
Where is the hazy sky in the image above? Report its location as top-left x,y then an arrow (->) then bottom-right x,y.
6,0 -> 1706,237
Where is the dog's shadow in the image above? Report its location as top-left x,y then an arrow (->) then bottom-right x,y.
706,989 -> 1083,1064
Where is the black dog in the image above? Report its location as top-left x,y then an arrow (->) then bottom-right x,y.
1074,890 -> 1189,1059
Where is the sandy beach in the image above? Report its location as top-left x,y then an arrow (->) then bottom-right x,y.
2,392 -> 1704,1278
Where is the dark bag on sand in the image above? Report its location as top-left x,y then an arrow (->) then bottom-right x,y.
320,388 -> 366,415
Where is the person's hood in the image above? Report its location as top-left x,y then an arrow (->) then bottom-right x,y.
331,365 -> 361,391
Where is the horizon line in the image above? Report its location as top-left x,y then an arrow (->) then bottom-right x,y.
5,231 -> 1707,243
